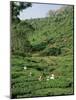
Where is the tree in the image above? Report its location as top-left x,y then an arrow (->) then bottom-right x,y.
11,21 -> 34,55
47,10 -> 55,17
10,1 -> 32,21
11,2 -> 33,56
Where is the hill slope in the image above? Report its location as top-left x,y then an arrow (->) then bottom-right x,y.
11,6 -> 74,98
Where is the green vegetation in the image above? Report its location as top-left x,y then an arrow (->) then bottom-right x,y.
10,1 -> 32,21
11,4 -> 74,99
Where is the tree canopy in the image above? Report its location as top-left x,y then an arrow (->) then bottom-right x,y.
10,1 -> 32,21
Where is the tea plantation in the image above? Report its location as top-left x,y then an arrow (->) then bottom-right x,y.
11,5 -> 74,98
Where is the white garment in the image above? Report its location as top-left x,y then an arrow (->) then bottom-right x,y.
24,66 -> 27,70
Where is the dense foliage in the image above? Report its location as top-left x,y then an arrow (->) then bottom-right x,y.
11,5 -> 74,98
11,6 -> 73,57
10,1 -> 31,21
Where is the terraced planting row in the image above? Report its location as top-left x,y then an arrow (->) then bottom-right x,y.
11,56 -> 73,98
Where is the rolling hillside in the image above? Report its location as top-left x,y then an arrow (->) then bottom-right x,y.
11,6 -> 74,98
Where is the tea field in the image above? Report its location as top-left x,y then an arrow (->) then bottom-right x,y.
11,55 -> 73,98
11,5 -> 74,98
